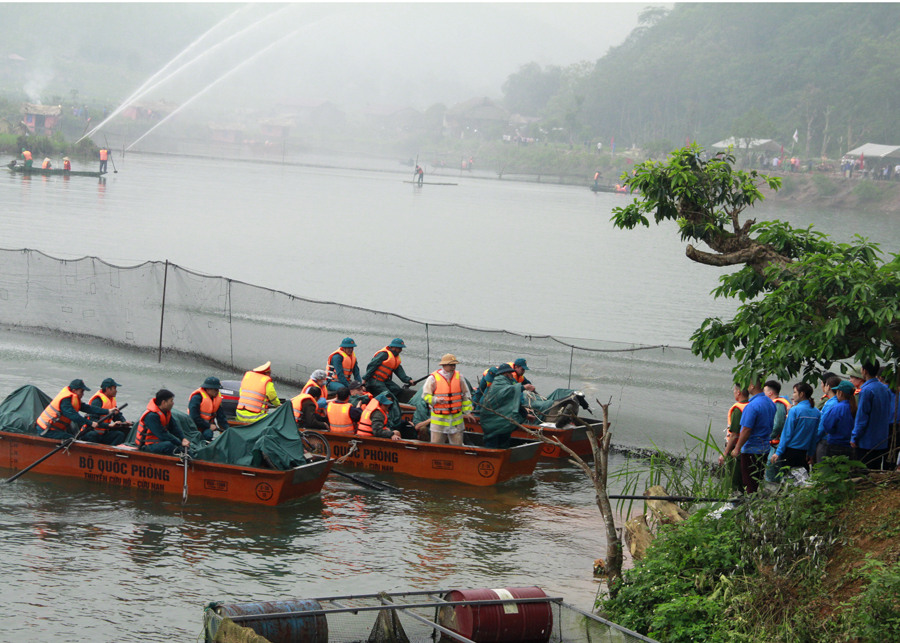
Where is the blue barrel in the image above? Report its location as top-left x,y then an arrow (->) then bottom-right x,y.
217,599 -> 328,643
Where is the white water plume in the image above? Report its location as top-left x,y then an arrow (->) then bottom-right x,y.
126,17 -> 330,151
78,4 -> 292,144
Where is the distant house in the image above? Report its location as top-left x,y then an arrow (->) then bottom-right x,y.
121,100 -> 177,121
259,117 -> 292,139
207,122 -> 245,144
444,97 -> 510,139
277,99 -> 346,129
20,103 -> 61,135
361,104 -> 421,132
710,137 -> 783,153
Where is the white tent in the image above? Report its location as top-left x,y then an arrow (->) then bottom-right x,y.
710,137 -> 783,153
845,143 -> 900,160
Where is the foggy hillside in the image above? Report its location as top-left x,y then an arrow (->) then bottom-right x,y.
0,3 -> 650,109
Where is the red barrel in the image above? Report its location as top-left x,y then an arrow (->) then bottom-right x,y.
438,587 -> 552,643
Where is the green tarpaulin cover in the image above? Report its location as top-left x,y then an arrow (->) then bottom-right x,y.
0,385 -> 53,433
478,375 -> 526,440
526,388 -> 577,420
194,404 -> 307,470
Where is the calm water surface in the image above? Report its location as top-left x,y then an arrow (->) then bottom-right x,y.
1,151 -> 898,640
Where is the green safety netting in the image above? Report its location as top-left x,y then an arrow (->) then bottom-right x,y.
0,385 -> 52,433
194,404 -> 307,470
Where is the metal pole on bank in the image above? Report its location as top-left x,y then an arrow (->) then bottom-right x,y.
158,260 -> 169,363
426,323 -> 430,373
568,346 -> 574,388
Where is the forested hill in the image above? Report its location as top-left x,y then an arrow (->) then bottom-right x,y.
540,3 -> 900,157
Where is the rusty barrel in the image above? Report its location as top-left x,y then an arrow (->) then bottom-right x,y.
438,587 -> 552,643
217,599 -> 328,643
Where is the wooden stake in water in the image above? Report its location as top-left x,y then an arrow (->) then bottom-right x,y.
158,260 -> 169,363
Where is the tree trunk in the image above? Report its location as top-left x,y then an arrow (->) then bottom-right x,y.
820,106 -> 832,159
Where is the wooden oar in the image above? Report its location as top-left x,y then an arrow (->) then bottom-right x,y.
330,467 -> 400,493
403,375 -> 429,389
4,403 -> 128,484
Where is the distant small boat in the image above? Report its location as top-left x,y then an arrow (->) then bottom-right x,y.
7,162 -> 106,178
403,180 -> 458,186
590,184 -> 628,194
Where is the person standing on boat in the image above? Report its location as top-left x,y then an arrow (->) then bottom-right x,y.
21,149 -> 33,170
357,393 -> 402,441
472,359 -> 535,409
478,364 -> 531,449
326,338 -> 361,393
291,386 -> 330,432
98,146 -> 109,173
594,171 -> 600,188
236,362 -> 281,423
83,377 -> 130,446
422,354 -> 475,445
414,165 -> 424,185
42,158 -> 52,169
363,339 -> 414,402
188,377 -> 229,441
136,389 -> 189,455
36,379 -> 117,441
63,157 -> 71,171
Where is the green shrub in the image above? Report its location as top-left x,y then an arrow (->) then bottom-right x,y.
812,173 -> 839,196
851,179 -> 886,202
848,558 -> 900,643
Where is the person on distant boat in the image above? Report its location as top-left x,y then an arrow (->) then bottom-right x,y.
98,146 -> 109,173
21,149 -> 33,169
414,165 -> 424,185
292,386 -> 330,431
83,377 -> 130,446
302,369 -> 329,416
136,389 -> 189,455
42,158 -> 52,169
357,393 -> 402,441
63,157 -> 71,171
594,171 -> 600,188
188,376 -> 229,441
363,338 -> 414,402
422,354 -> 475,445
236,361 -> 281,423
326,386 -> 358,433
326,338 -> 361,393
37,379 -> 116,441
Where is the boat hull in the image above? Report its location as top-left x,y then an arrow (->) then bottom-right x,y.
397,405 -> 602,459
8,165 -> 106,177
324,431 -> 541,486
0,431 -> 331,505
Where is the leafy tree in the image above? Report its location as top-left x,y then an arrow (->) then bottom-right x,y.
501,62 -> 562,117
611,146 -> 900,384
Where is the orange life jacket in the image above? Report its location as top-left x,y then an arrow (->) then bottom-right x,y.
136,399 -> 172,448
99,149 -> 108,161
291,394 -> 316,425
190,388 -> 222,423
481,363 -> 523,387
594,172 -> 599,180
42,159 -> 51,169
726,401 -> 749,430
23,151 -> 32,161
237,371 -> 272,414
88,391 -> 117,434
327,401 -> 355,433
326,349 -> 357,383
37,387 -> 81,434
302,379 -> 327,416
63,160 -> 71,170
371,348 -> 400,382
431,369 -> 464,414
357,398 -> 388,437
774,397 -> 791,412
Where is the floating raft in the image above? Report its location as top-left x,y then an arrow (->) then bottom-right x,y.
403,180 -> 458,186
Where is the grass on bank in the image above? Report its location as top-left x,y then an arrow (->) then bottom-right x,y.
600,454 -> 900,643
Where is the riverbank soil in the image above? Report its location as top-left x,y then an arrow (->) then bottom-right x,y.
763,172 -> 900,214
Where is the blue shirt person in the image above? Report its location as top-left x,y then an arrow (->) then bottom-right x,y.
774,398 -> 821,459
851,362 -> 894,469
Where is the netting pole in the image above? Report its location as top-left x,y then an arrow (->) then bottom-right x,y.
157,260 -> 169,363
426,323 -> 430,373
227,278 -> 234,371
568,346 -> 574,388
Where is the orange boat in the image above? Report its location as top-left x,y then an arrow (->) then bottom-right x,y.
398,404 -> 603,459
324,431 -> 541,486
0,431 -> 332,506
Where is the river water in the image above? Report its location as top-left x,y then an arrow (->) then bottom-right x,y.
1,151 -> 898,641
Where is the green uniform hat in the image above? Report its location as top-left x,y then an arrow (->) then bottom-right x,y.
389,338 -> 406,348
845,365 -> 863,379
340,337 -> 357,348
375,392 -> 394,406
202,376 -> 222,389
495,364 -> 515,376
513,358 -> 529,370
100,378 -> 122,389
834,380 -> 856,394
69,379 -> 90,391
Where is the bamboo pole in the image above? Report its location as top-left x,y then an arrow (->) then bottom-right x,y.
157,260 -> 169,363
